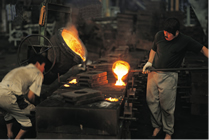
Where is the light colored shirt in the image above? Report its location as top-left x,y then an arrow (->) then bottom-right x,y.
0,64 -> 43,96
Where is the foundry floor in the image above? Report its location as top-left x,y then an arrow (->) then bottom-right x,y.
0,36 -> 208,139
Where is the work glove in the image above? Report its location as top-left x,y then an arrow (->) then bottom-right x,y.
142,62 -> 152,74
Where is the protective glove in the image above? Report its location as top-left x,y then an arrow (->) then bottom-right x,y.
142,62 -> 152,73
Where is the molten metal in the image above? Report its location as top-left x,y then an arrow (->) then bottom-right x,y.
64,84 -> 70,87
61,28 -> 86,62
105,97 -> 119,102
69,79 -> 77,84
112,60 -> 130,86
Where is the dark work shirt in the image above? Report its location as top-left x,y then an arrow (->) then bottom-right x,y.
152,31 -> 203,68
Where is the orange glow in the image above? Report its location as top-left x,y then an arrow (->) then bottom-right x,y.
62,28 -> 86,62
105,97 -> 119,102
112,60 -> 130,86
64,84 -> 70,87
69,79 -> 77,84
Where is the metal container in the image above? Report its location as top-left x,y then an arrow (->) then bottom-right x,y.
44,28 -> 87,84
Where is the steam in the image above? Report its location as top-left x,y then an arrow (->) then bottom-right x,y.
65,23 -> 79,38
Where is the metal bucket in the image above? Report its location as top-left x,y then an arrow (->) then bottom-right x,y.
44,28 -> 87,84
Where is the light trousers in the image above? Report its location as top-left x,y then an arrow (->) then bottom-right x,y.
146,71 -> 178,135
0,89 -> 35,128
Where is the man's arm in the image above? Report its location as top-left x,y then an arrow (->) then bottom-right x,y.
27,90 -> 35,104
148,49 -> 156,63
200,46 -> 208,58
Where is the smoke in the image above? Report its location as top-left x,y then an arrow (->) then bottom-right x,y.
63,5 -> 87,62
65,5 -> 80,38
65,23 -> 79,38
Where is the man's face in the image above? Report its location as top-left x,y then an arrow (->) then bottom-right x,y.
36,62 -> 45,73
40,63 -> 45,73
164,30 -> 177,41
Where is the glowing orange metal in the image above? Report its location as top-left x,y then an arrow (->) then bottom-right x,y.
105,97 -> 119,102
64,84 -> 70,87
112,60 -> 130,86
69,79 -> 77,84
62,28 -> 86,62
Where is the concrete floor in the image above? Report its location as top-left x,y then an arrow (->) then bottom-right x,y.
0,36 -> 208,139
130,89 -> 208,139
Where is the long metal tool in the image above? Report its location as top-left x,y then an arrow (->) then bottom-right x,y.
130,67 -> 208,73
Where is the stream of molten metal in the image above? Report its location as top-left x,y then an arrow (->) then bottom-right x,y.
112,60 -> 130,86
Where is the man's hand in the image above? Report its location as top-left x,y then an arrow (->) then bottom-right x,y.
200,46 -> 208,58
142,62 -> 152,74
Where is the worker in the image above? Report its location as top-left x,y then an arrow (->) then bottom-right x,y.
142,17 -> 208,139
0,54 -> 48,139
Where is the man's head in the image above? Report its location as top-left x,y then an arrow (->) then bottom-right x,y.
163,17 -> 180,41
28,54 -> 51,73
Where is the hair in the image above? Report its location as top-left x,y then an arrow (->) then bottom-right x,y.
28,53 -> 52,70
28,53 -> 47,64
163,17 -> 180,35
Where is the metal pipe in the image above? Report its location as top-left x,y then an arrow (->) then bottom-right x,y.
130,67 -> 208,73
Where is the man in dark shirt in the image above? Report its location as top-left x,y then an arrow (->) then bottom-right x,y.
142,17 -> 208,139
